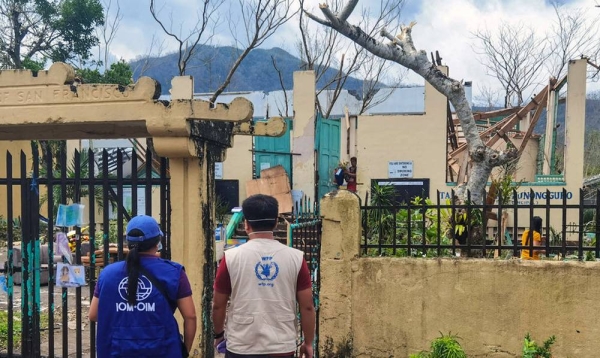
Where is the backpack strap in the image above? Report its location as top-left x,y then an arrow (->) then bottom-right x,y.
139,266 -> 177,309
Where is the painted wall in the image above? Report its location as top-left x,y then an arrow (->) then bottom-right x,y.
320,191 -> 600,358
292,71 -> 317,199
0,140 -> 31,218
356,67 -> 449,198
222,135 -> 253,203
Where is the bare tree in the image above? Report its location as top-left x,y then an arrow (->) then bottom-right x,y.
149,0 -> 223,76
131,34 -> 167,78
303,1 -> 518,203
271,55 -> 291,117
473,22 -> 549,108
97,0 -> 123,70
474,85 -> 502,111
548,3 -> 600,79
298,0 -> 403,118
208,0 -> 296,104
357,55 -> 407,114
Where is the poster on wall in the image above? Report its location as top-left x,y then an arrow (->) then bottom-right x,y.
388,161 -> 414,178
215,162 -> 223,180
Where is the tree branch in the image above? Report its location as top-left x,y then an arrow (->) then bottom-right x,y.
338,0 -> 358,22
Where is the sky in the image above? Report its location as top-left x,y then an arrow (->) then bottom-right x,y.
105,0 -> 600,104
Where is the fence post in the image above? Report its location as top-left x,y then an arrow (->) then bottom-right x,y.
319,190 -> 360,352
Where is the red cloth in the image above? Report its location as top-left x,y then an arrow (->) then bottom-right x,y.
214,256 -> 312,295
347,182 -> 357,192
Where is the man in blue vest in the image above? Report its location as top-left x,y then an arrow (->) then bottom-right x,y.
213,194 -> 315,357
89,215 -> 196,357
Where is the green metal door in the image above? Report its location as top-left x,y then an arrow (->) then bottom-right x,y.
316,114 -> 341,199
254,118 -> 292,178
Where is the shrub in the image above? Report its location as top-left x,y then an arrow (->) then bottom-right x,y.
522,333 -> 556,358
410,332 -> 466,358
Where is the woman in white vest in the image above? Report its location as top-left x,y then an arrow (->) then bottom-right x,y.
212,194 -> 315,358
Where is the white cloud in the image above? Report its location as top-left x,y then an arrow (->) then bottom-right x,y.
405,0 -> 600,96
106,0 -> 600,97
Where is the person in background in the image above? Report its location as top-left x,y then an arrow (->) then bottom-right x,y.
89,215 -> 196,357
345,157 -> 357,192
521,216 -> 544,260
212,194 -> 315,358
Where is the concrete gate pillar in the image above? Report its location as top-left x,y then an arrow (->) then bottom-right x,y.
0,64 -> 286,357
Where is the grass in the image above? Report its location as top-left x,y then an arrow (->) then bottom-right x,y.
0,310 -> 22,350
0,310 -> 50,351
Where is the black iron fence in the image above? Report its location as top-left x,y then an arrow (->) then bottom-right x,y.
289,198 -> 321,358
362,189 -> 600,261
0,147 -> 170,357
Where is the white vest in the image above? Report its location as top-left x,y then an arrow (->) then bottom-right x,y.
224,238 -> 304,354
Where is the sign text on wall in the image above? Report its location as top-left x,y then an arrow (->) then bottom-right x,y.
388,161 -> 413,178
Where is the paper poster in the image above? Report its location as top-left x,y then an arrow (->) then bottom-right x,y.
56,263 -> 86,288
55,232 -> 73,264
56,203 -> 85,227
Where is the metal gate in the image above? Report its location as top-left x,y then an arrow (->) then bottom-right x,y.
0,146 -> 170,357
289,198 -> 321,357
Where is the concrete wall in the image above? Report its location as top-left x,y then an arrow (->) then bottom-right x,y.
292,71 -> 317,199
320,191 -> 600,358
223,135 -> 253,203
356,67 -> 448,198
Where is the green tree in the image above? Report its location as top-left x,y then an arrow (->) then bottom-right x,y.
76,60 -> 132,86
0,0 -> 104,69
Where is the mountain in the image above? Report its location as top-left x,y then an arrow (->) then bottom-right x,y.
130,45 -> 365,95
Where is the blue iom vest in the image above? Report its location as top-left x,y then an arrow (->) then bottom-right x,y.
95,257 -> 183,358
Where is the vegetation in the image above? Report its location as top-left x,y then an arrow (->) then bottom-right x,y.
0,0 -> 104,69
76,60 -> 133,86
38,150 -> 110,218
215,195 -> 230,225
130,45 -> 366,95
0,217 -> 23,245
0,311 -> 21,350
93,219 -> 128,249
365,184 -> 478,258
522,333 -> 556,358
410,332 -> 466,358
322,335 -> 355,358
0,311 -> 49,351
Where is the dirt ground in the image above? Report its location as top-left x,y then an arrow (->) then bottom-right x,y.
0,247 -> 93,357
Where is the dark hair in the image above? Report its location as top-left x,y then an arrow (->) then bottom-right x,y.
350,157 -> 357,161
125,228 -> 161,305
532,216 -> 542,233
242,194 -> 278,231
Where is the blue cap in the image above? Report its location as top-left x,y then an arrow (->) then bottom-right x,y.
126,215 -> 164,242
